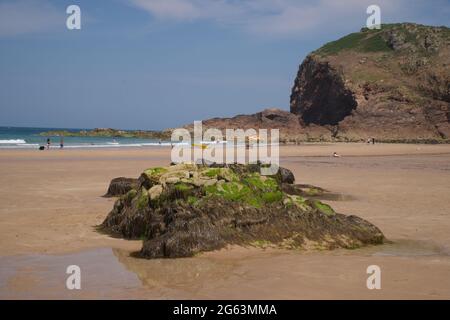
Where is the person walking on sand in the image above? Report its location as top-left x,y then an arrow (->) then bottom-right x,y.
46,138 -> 51,150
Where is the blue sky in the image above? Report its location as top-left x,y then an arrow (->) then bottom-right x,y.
0,0 -> 449,130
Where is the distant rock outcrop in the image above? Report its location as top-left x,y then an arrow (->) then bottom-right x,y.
99,163 -> 384,258
182,108 -> 331,143
40,128 -> 171,140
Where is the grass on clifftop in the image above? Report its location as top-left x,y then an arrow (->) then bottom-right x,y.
315,30 -> 391,56
315,23 -> 450,57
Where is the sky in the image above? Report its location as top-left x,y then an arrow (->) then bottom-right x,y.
0,0 -> 449,130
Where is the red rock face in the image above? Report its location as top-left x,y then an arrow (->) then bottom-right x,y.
290,55 -> 357,126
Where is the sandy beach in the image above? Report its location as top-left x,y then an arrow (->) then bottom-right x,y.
1,143 -> 450,299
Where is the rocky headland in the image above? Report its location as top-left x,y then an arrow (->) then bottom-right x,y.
42,23 -> 449,144
186,23 -> 450,143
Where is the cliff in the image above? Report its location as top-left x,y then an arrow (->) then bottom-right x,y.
290,23 -> 450,142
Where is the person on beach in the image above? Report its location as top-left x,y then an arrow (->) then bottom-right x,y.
46,138 -> 51,150
333,152 -> 341,158
60,136 -> 64,149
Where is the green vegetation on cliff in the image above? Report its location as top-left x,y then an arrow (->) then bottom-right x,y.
315,30 -> 391,56
314,23 -> 449,56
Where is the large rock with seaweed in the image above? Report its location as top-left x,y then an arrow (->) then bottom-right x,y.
100,164 -> 384,258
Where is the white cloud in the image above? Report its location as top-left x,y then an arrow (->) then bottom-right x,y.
129,0 -> 443,37
0,0 -> 63,37
1,0 -> 445,38
131,0 -> 200,20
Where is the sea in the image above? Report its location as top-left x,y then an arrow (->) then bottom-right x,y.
0,127 -> 173,149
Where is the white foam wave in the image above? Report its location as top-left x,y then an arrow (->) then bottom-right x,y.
0,139 -> 26,144
0,144 -> 38,149
0,141 -> 280,150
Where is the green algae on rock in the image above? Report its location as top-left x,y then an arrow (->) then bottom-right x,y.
100,164 -> 384,258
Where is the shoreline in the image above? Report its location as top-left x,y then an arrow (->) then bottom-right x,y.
2,142 -> 450,158
2,139 -> 450,151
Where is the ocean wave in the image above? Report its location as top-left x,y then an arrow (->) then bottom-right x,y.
63,143 -> 171,148
0,141 -> 278,149
0,143 -> 172,149
0,139 -> 26,144
141,142 -> 182,146
0,144 -> 39,149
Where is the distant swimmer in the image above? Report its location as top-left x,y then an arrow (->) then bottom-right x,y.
333,152 -> 341,158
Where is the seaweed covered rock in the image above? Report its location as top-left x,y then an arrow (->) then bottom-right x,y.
104,177 -> 138,197
100,164 -> 384,258
278,167 -> 295,184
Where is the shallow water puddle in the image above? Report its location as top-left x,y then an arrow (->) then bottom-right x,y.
311,192 -> 357,201
1,240 -> 448,299
358,239 -> 449,257
0,247 -> 239,299
112,248 -> 239,291
0,248 -> 142,299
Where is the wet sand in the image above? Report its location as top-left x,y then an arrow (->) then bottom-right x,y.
1,143 -> 450,299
